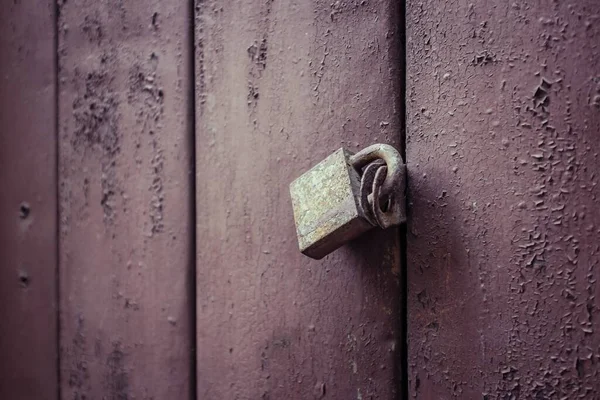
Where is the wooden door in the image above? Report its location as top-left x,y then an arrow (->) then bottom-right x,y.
3,0 -> 599,399
194,1 -> 404,398
57,0 -> 195,398
0,2 -> 58,398
2,0 -> 195,399
1,0 -> 405,399
406,0 -> 600,398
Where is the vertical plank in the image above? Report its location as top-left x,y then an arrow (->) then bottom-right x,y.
57,0 -> 193,398
0,1 -> 58,398
407,0 -> 600,398
195,1 -> 404,398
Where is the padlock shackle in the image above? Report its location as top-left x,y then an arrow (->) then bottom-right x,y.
349,144 -> 404,197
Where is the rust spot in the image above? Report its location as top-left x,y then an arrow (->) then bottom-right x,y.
105,342 -> 129,400
247,38 -> 268,70
82,15 -> 103,44
69,316 -> 90,397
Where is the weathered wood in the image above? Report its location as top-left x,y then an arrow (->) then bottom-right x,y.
57,0 -> 194,398
0,1 -> 58,398
407,1 -> 600,397
195,1 -> 404,398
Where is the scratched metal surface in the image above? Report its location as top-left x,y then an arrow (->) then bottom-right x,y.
0,1 -> 58,398
195,0 -> 404,398
407,1 -> 600,398
57,0 -> 194,398
290,148 -> 372,259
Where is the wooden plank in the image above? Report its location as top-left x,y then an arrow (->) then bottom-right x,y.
0,1 -> 58,398
57,0 -> 193,398
195,1 -> 404,398
407,0 -> 600,398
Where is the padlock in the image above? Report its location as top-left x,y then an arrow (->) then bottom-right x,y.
290,144 -> 406,259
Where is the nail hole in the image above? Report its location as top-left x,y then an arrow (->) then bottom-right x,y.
18,271 -> 30,288
19,202 -> 30,219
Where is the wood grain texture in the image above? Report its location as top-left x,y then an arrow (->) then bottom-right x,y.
57,0 -> 194,398
406,1 -> 600,398
195,1 -> 404,398
0,1 -> 58,398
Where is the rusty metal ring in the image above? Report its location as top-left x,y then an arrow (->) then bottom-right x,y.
349,143 -> 404,198
351,143 -> 406,229
368,164 -> 404,229
358,159 -> 385,226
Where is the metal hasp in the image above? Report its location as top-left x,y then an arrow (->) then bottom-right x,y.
290,144 -> 407,259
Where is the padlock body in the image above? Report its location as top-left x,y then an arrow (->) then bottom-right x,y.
290,148 -> 373,259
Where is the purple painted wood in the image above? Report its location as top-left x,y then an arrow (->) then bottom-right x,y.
57,0 -> 194,398
407,0 -> 600,398
195,1 -> 405,398
0,1 -> 58,398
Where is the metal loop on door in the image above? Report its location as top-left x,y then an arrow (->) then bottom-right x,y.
350,144 -> 407,229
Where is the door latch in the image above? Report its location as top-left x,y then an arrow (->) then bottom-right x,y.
290,144 -> 407,259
